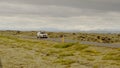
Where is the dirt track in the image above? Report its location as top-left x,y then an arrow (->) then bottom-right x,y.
38,38 -> 120,48
19,36 -> 120,48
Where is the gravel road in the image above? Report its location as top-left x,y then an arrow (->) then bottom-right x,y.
39,38 -> 120,48
19,36 -> 120,48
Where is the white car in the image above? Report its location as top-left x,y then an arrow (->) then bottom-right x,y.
37,31 -> 48,38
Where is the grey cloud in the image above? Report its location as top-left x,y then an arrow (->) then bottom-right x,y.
0,15 -> 120,31
0,0 -> 120,31
0,2 -> 99,17
0,0 -> 120,17
1,0 -> 120,12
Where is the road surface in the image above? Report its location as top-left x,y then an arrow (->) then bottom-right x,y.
39,38 -> 120,48
20,36 -> 120,48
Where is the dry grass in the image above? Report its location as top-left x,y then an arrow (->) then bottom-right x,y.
1,30 -> 120,43
0,31 -> 120,68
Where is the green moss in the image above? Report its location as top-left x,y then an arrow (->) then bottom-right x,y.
74,44 -> 89,51
83,49 -> 100,55
102,52 -> 120,60
54,43 -> 76,48
93,65 -> 99,68
54,59 -> 76,65
59,52 -> 74,58
87,58 -> 95,61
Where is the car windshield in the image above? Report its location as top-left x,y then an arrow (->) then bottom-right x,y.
40,32 -> 45,34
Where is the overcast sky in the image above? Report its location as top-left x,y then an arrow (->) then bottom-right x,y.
0,0 -> 120,31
